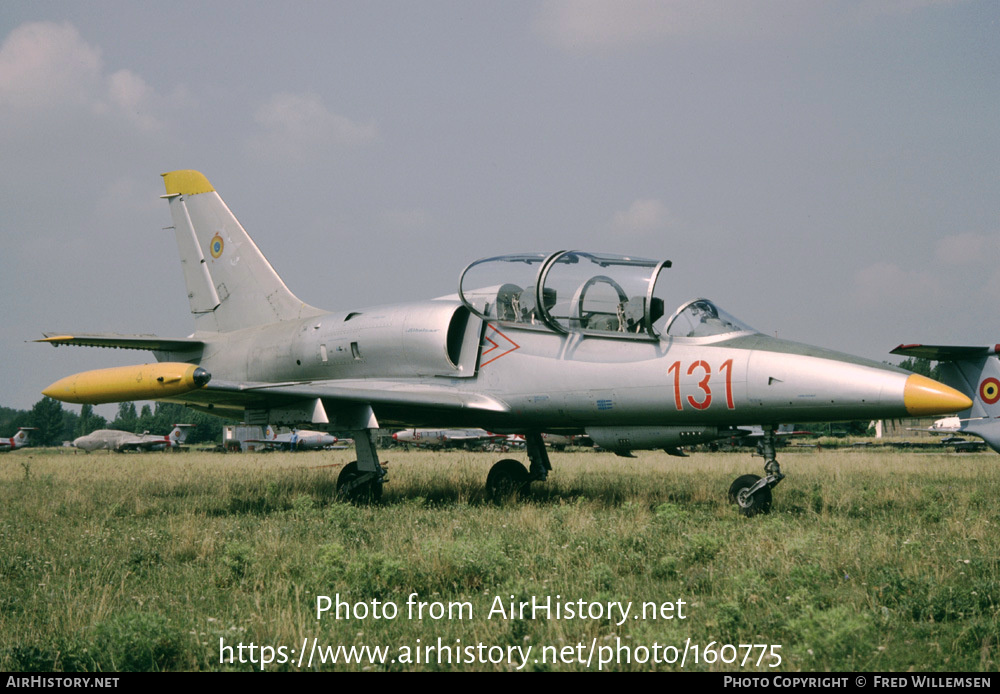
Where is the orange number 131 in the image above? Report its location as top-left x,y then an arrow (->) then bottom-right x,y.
668,359 -> 735,411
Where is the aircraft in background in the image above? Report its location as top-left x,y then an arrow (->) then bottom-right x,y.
249,425 -> 339,451
503,433 -> 589,451
892,344 -> 1000,454
906,416 -> 965,438
392,427 -> 504,450
72,424 -> 194,452
540,432 -> 589,451
38,170 -> 971,515
0,427 -> 37,452
727,423 -> 811,448
903,416 -> 987,452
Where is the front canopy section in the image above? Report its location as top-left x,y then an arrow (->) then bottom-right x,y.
663,298 -> 756,338
459,251 -> 674,339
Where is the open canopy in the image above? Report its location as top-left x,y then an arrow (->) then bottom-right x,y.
459,251 -> 755,340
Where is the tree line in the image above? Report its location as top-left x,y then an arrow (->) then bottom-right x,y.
0,399 -> 225,447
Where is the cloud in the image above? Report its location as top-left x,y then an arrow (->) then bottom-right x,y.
104,69 -> 162,131
0,21 -> 165,130
249,92 -> 378,161
532,0 -> 797,50
532,0 -> 971,50
0,21 -> 101,111
611,199 -> 673,235
934,232 -> 1000,266
851,261 -> 941,306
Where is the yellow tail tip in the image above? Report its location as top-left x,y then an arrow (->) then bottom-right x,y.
161,170 -> 214,196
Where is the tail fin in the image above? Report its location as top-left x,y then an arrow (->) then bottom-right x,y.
161,170 -> 325,332
892,344 -> 1000,452
168,423 -> 195,444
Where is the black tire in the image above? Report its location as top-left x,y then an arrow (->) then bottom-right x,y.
337,461 -> 383,504
485,459 -> 530,502
728,473 -> 772,517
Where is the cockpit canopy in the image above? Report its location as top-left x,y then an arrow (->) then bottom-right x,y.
458,251 -> 755,340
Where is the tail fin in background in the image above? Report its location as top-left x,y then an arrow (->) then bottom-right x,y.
1,427 -> 36,452
161,170 -> 326,333
168,424 -> 195,445
892,344 -> 1000,453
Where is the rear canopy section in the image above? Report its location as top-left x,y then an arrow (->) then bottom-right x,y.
459,251 -> 673,339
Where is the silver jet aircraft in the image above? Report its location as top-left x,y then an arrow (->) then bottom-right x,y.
392,428 -> 504,450
39,170 -> 971,514
0,427 -> 36,452
248,425 -> 339,451
72,424 -> 194,453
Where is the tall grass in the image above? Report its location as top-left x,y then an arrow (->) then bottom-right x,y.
1,446 -> 997,671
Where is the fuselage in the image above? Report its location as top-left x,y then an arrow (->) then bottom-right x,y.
72,429 -> 181,452
392,427 -> 499,446
0,429 -> 31,452
155,297 -> 964,433
266,428 -> 337,449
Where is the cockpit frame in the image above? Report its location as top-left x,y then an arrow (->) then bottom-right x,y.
458,250 -> 673,341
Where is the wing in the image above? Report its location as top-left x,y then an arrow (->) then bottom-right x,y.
906,424 -> 961,434
115,439 -> 145,451
133,439 -> 169,451
159,378 -> 510,426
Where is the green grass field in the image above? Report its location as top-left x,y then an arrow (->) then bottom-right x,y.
1,445 -> 997,671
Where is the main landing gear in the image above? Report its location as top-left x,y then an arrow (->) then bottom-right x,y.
728,427 -> 785,517
485,432 -> 551,502
337,430 -> 386,504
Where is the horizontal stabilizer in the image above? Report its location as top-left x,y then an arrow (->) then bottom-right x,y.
36,333 -> 204,352
892,344 -> 1000,362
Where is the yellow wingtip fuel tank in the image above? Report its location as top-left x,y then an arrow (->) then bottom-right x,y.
42,363 -> 211,405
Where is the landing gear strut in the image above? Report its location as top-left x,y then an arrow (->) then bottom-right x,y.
337,430 -> 386,504
729,427 -> 785,517
485,432 -> 551,502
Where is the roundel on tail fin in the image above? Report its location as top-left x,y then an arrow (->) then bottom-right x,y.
980,378 -> 1000,405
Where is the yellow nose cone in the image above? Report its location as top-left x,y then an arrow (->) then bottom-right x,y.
903,374 -> 973,416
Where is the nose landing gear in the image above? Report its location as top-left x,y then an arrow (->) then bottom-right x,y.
729,427 -> 785,517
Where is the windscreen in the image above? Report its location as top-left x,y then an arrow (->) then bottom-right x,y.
663,299 -> 755,338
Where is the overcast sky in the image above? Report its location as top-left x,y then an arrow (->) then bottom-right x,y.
1,1 -> 997,417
